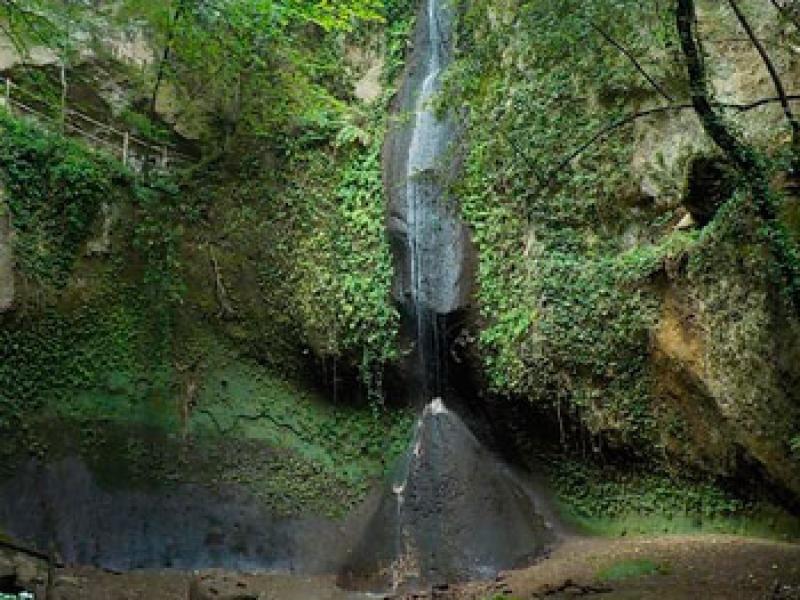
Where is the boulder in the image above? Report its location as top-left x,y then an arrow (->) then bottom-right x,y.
13,554 -> 45,588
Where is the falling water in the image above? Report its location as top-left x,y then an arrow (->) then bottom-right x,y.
339,0 -> 555,591
406,0 -> 464,398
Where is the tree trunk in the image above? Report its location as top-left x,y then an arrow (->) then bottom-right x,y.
150,0 -> 188,115
726,0 -> 800,172
676,0 -> 800,311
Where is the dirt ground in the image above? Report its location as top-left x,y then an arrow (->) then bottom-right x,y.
10,534 -> 800,599
450,535 -> 800,600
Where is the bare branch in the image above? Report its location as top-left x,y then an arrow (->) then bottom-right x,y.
209,245 -> 235,319
590,21 -> 674,103
729,0 -> 800,167
678,0 -> 800,311
539,95 -> 800,190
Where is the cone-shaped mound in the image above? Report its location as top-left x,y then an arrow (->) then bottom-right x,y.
339,399 -> 554,592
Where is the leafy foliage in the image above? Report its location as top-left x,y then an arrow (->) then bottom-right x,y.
447,0 -> 683,446
545,453 -> 800,540
0,109 -> 117,287
294,137 -> 399,386
448,0 -> 800,463
116,0 -> 386,142
209,106 -> 400,390
0,0 -> 411,521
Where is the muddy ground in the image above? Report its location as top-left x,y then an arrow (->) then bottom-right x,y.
5,534 -> 800,599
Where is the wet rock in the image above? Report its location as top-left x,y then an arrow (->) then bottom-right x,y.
340,400 -> 554,590
0,457 -> 347,573
383,0 -> 474,316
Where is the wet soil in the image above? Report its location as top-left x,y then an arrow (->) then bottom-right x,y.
450,534 -> 800,600
12,534 -> 799,599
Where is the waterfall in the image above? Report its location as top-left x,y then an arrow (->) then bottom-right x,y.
338,0 -> 554,591
406,0 -> 462,398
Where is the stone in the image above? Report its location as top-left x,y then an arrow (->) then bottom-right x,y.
0,554 -> 16,579
675,212 -> 696,231
13,555 -> 46,587
354,58 -> 384,104
85,202 -> 115,256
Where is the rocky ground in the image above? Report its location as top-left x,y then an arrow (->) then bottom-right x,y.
3,534 -> 800,599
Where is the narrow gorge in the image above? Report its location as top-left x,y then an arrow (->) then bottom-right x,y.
0,0 -> 800,598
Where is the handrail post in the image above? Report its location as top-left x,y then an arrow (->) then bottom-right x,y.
4,77 -> 10,108
161,146 -> 167,169
122,131 -> 129,167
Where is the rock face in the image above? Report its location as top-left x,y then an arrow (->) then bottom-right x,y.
0,185 -> 13,313
652,276 -> 800,499
624,1 -> 800,499
0,458 -> 349,573
339,400 -> 554,592
383,0 -> 475,317
455,0 -> 800,502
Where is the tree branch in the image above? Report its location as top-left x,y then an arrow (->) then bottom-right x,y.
677,0 -> 800,311
540,95 -> 800,188
591,21 -> 674,103
769,0 -> 800,30
727,0 -> 800,165
677,0 -> 758,174
209,245 -> 235,319
2,0 -> 57,49
150,0 -> 189,115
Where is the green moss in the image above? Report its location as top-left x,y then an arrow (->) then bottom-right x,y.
566,510 -> 800,541
190,104 -> 399,392
446,0 -> 800,495
0,286 -> 412,516
597,558 -> 667,582
292,135 -> 400,381
545,455 -> 800,541
0,10 -> 412,520
445,0 -> 691,447
188,337 -> 414,508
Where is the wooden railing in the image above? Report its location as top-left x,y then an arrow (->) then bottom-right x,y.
0,75 -> 195,171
